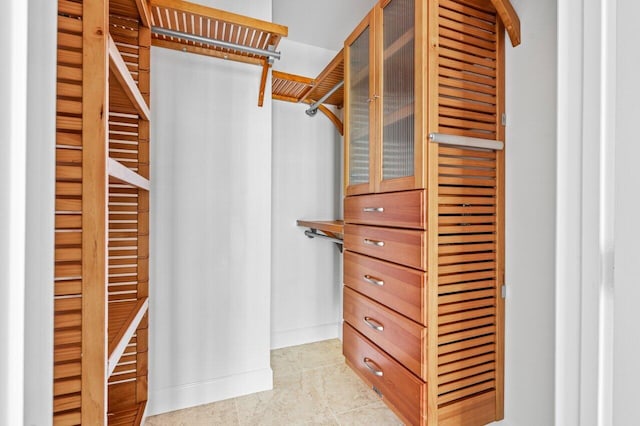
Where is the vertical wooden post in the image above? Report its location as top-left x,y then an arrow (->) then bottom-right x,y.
426,0 -> 440,424
495,20 -> 507,421
137,24 -> 151,406
81,0 -> 109,423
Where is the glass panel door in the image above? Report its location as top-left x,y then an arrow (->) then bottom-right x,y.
347,25 -> 372,189
381,0 -> 415,181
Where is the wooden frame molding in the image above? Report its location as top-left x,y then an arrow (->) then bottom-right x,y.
490,0 -> 521,46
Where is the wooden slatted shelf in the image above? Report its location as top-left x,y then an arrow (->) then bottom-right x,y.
108,298 -> 149,377
149,0 -> 288,106
108,158 -> 150,191
300,50 -> 344,108
108,34 -> 151,121
107,401 -> 147,425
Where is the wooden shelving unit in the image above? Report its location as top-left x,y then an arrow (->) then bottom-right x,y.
54,0 -> 152,424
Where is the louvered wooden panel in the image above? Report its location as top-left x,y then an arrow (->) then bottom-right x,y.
436,145 -> 498,413
54,2 -> 84,424
106,10 -> 150,421
438,0 -> 498,140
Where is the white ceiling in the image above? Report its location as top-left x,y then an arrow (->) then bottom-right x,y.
273,0 -> 378,51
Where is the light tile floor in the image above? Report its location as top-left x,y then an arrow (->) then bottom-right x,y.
145,339 -> 403,425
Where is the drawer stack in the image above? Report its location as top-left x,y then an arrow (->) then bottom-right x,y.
343,190 -> 427,425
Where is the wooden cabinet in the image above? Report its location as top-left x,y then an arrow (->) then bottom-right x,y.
344,0 -> 425,195
342,0 -> 509,424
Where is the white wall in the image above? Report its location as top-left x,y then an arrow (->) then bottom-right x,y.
613,0 -> 640,423
498,0 -> 557,424
271,39 -> 343,349
149,0 -> 274,415
24,0 -> 57,424
0,1 -> 28,424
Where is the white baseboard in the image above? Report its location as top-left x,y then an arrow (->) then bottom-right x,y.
271,322 -> 341,350
147,367 -> 273,416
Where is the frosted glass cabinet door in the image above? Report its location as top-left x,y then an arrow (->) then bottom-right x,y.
380,0 -> 417,191
345,12 -> 374,196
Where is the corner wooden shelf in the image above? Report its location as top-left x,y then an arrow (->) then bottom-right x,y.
272,50 -> 345,134
108,157 -> 151,191
108,298 -> 149,377
108,34 -> 151,121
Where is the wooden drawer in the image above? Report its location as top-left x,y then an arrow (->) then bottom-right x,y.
344,224 -> 426,270
344,251 -> 426,325
343,323 -> 424,426
344,190 -> 425,229
344,287 -> 426,380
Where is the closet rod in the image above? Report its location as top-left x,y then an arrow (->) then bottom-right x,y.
429,132 -> 504,151
151,27 -> 282,61
305,80 -> 344,116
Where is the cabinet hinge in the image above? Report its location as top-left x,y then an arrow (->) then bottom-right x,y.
501,113 -> 507,126
501,285 -> 507,299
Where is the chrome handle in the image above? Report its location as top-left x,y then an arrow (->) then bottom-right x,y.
363,275 -> 384,286
363,317 -> 384,332
364,239 -> 384,247
363,207 -> 384,213
363,357 -> 383,377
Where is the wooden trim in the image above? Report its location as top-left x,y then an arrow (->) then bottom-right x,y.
495,18 -> 506,421
108,158 -> 150,191
135,0 -> 152,27
81,1 -> 108,423
108,35 -> 151,120
426,0 -> 440,424
151,39 -> 264,66
150,0 -> 288,37
258,62 -> 270,107
489,0 -> 521,46
371,5 -> 382,194
107,298 -> 149,377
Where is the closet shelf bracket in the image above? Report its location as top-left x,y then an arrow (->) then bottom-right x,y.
297,220 -> 344,253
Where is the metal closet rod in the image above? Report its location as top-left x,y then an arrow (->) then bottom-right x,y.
306,80 -> 344,116
151,26 -> 282,60
429,132 -> 504,151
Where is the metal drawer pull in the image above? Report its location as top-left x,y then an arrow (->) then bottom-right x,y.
364,239 -> 385,247
363,275 -> 384,286
363,317 -> 384,332
363,357 -> 384,377
363,207 -> 384,213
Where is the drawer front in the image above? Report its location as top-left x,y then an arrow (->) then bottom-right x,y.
344,224 -> 426,270
343,323 -> 424,426
344,251 -> 426,325
344,190 -> 425,229
344,287 -> 426,379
